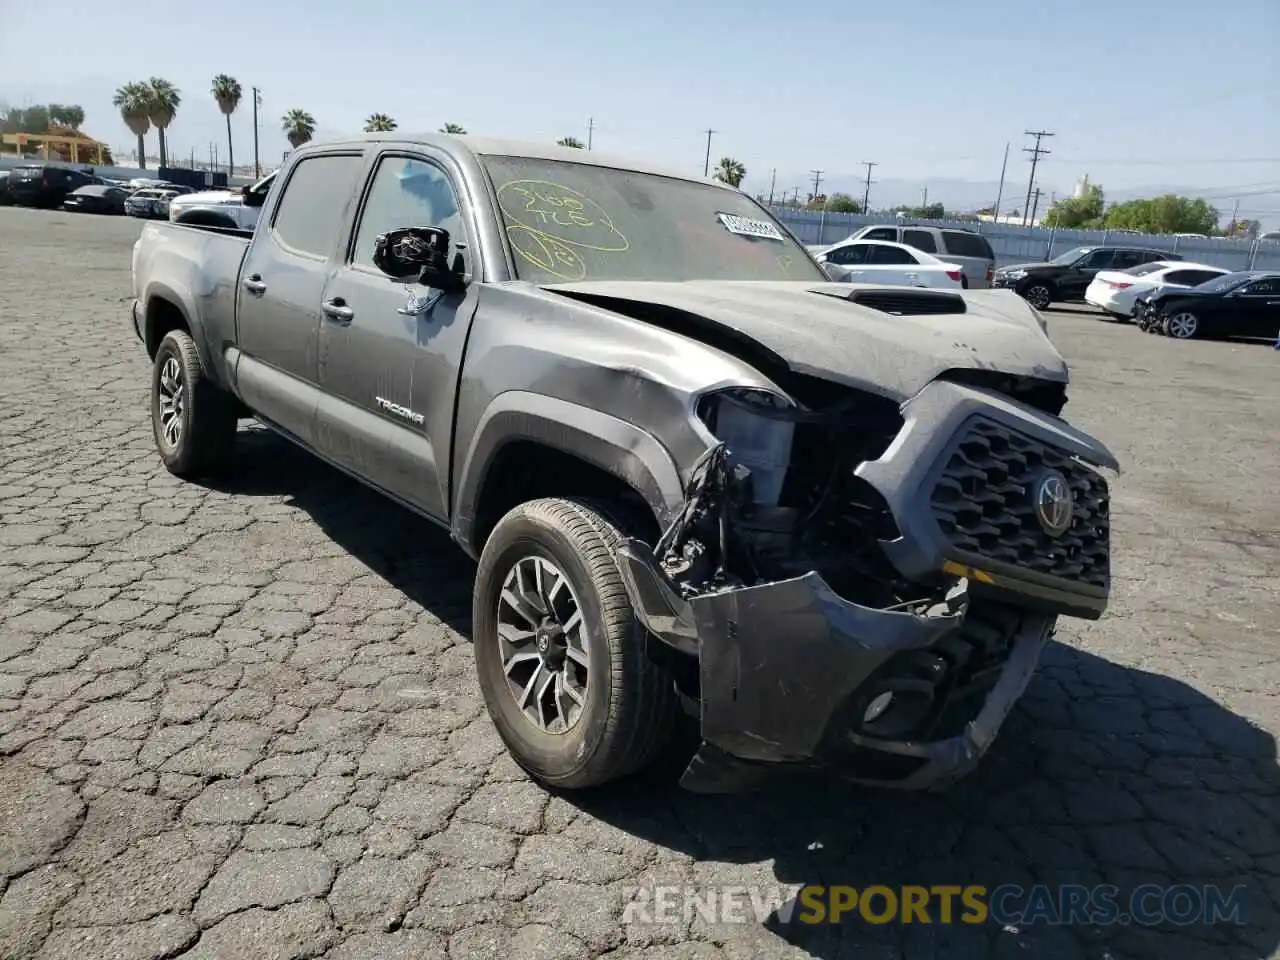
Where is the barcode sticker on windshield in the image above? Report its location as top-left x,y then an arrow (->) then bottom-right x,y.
717,213 -> 785,241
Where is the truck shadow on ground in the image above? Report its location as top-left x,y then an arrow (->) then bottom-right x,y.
211,427 -> 1278,960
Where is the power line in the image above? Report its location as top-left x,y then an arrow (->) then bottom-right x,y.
1022,130 -> 1054,226
860,161 -> 877,213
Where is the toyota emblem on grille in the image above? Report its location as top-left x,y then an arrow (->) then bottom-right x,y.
1033,470 -> 1074,537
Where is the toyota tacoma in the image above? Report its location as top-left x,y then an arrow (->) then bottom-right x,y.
129,134 -> 1117,793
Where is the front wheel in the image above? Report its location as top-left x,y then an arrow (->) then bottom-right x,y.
151,330 -> 238,477
1022,284 -> 1053,310
472,497 -> 681,789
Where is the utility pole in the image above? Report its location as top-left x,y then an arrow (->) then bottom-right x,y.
1229,198 -> 1239,232
1021,130 -> 1054,226
991,142 -> 1009,222
587,117 -> 594,150
703,129 -> 715,177
809,169 -> 823,205
921,186 -> 929,210
767,168 -> 776,205
860,161 -> 877,213
252,87 -> 262,178
1029,186 -> 1043,226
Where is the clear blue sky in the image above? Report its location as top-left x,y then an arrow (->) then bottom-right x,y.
3,0 -> 1277,218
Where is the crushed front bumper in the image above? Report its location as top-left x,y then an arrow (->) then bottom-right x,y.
617,538 -> 1054,794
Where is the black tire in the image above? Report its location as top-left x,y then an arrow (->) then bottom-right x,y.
1021,284 -> 1053,310
150,329 -> 238,477
472,497 -> 680,789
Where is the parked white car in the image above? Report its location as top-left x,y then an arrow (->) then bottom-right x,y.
168,170 -> 277,230
812,239 -> 964,289
1084,260 -> 1229,319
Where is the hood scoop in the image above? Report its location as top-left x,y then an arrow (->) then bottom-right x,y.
808,287 -> 967,316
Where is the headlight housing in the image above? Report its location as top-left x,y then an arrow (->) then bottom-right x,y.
1004,269 -> 1028,280
696,387 -> 797,506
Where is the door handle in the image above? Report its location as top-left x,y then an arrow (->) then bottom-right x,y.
242,274 -> 267,296
321,298 -> 355,323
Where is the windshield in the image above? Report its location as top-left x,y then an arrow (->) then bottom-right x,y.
1049,246 -> 1091,266
1193,272 -> 1254,293
479,156 -> 824,283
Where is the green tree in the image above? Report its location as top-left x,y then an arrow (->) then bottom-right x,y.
557,136 -> 584,148
1103,195 -> 1219,235
826,193 -> 862,213
1042,184 -> 1105,229
146,78 -> 181,168
112,83 -> 152,169
61,104 -> 85,129
805,194 -> 827,210
363,113 -> 397,132
440,122 -> 466,134
212,75 -> 242,176
281,109 -> 316,148
713,157 -> 746,187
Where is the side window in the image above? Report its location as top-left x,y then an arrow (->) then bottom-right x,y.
1187,271 -> 1225,286
1161,270 -> 1195,285
352,156 -> 463,270
868,244 -> 914,265
271,154 -> 365,258
1079,249 -> 1115,269
1242,279 -> 1278,295
863,227 -> 897,242
1111,250 -> 1146,268
902,229 -> 938,253
941,231 -> 995,259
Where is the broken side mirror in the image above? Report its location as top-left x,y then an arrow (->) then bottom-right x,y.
373,226 -> 468,293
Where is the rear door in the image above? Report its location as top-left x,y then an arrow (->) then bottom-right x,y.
234,150 -> 366,448
865,243 -> 925,286
314,149 -> 478,520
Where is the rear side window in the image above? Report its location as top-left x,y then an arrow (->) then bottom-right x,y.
902,229 -> 937,253
1123,263 -> 1166,276
863,227 -> 897,242
940,231 -> 994,259
867,244 -> 915,265
1165,269 -> 1221,286
271,154 -> 365,258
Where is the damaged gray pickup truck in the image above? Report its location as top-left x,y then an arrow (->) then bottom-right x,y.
130,133 -> 1117,794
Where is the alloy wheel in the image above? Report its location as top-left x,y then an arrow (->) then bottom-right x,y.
157,356 -> 184,448
1167,312 -> 1198,339
1025,285 -> 1051,310
496,554 -> 589,734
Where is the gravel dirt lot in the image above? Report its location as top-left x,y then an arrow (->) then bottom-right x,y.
1,206 -> 1277,960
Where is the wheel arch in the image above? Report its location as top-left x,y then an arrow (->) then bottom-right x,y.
454,392 -> 688,558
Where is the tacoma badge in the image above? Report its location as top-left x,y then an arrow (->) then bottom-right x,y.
375,397 -> 425,425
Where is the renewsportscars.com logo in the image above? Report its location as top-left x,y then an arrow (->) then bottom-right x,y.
621,884 -> 1248,928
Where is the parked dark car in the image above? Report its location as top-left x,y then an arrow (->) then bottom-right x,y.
992,245 -> 1182,310
62,184 -> 129,215
1142,271 -> 1280,340
6,164 -> 101,208
0,171 -> 12,206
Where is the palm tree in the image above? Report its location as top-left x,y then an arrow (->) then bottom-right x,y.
557,136 -> 584,149
113,82 -> 152,169
146,78 -> 181,169
363,113 -> 397,132
281,109 -> 316,149
440,123 -> 466,134
211,75 -> 242,176
713,157 -> 746,188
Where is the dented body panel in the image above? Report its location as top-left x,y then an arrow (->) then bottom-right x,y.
130,132 -> 1117,793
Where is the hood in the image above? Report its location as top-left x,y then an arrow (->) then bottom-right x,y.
541,280 -> 1067,403
170,190 -> 240,207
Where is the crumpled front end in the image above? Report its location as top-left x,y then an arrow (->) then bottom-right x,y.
615,372 -> 1117,793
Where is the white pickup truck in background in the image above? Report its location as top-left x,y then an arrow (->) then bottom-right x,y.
167,171 -> 277,230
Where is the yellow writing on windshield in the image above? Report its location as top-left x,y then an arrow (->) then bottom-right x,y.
506,225 -> 588,282
497,180 -> 630,269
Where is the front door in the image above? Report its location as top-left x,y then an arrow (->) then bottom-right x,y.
315,152 -> 478,521
1236,277 -> 1280,337
234,152 -> 365,447
1062,248 -> 1117,298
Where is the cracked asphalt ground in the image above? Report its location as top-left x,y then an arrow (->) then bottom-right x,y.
0,206 -> 1276,960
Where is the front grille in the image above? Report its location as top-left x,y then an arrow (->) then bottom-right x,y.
930,417 -> 1110,589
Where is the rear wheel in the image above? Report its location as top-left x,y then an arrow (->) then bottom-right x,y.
1166,311 -> 1199,339
472,497 -> 680,789
151,330 -> 238,477
1022,284 -> 1053,310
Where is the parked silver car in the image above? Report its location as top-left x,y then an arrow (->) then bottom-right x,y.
848,224 -> 997,289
